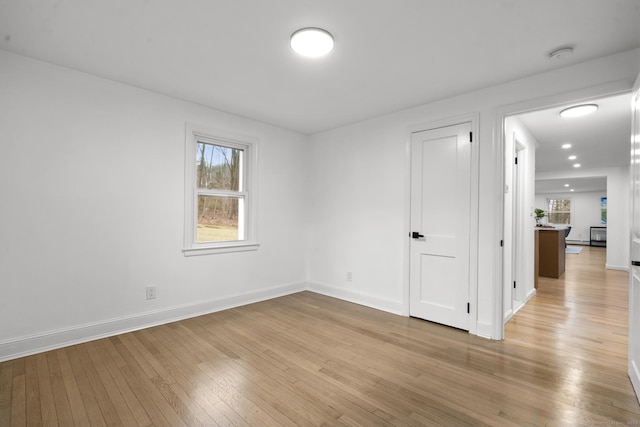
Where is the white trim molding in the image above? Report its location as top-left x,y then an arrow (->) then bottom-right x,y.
183,123 -> 260,256
606,264 -> 630,272
0,282 -> 305,362
307,281 -> 405,316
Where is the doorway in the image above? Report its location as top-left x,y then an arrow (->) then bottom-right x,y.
501,91 -> 633,337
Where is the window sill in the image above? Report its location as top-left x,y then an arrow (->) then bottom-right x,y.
182,242 -> 260,257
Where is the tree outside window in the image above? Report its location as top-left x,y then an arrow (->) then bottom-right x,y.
546,198 -> 571,225
196,142 -> 244,243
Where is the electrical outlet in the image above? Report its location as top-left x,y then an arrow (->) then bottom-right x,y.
346,272 -> 352,282
146,285 -> 157,300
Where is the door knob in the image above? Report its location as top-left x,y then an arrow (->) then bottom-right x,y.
412,232 -> 424,239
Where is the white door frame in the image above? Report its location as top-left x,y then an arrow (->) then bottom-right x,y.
503,135 -> 528,325
494,80 -> 633,340
628,72 -> 640,403
403,113 -> 480,335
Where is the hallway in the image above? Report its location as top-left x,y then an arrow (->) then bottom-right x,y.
506,245 -> 639,424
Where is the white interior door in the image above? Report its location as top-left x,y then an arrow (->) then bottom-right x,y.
410,123 -> 471,330
629,73 -> 640,403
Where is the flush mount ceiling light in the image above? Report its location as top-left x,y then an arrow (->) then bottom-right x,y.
568,155 -> 577,160
562,143 -> 572,149
290,27 -> 334,58
564,184 -> 570,187
573,163 -> 581,168
560,104 -> 599,118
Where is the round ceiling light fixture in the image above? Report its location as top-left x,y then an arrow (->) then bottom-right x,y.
560,104 -> 598,118
290,27 -> 334,58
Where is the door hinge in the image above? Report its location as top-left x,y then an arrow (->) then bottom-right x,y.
469,132 -> 473,142
467,303 -> 470,314
500,240 -> 504,247
515,157 -> 518,165
514,281 -> 516,289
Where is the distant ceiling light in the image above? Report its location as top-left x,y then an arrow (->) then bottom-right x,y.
562,143 -> 572,149
549,46 -> 574,60
568,155 -> 577,160
560,104 -> 598,118
290,27 -> 334,57
573,163 -> 581,168
564,184 -> 570,187
570,189 -> 575,192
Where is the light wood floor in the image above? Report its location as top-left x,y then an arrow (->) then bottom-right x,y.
1,246 -> 639,426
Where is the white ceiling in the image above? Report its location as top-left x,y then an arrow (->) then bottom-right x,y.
1,0 -> 639,135
535,177 -> 607,194
518,93 -> 632,193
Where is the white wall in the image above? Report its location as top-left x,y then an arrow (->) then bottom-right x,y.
307,49 -> 639,338
0,50 -> 310,360
503,117 -> 537,323
1,48 -> 638,360
536,166 -> 630,270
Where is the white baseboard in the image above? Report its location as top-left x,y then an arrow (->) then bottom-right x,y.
476,321 -> 494,339
631,359 -> 640,405
0,282 -> 306,362
503,309 -> 514,324
525,288 -> 537,302
306,281 -> 404,316
606,264 -> 630,272
566,240 -> 590,245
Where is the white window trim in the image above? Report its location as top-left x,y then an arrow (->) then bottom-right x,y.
183,124 -> 259,256
546,197 -> 572,225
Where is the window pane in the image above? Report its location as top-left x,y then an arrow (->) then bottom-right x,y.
197,195 -> 244,242
196,142 -> 243,191
548,212 -> 570,224
547,198 -> 571,224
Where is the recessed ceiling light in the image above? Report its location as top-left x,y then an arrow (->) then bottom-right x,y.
564,184 -> 570,187
562,143 -> 572,149
573,163 -> 581,168
568,155 -> 577,160
560,104 -> 598,118
290,27 -> 334,58
570,189 -> 575,192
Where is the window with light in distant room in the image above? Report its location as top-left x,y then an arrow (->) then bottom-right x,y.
546,198 -> 571,225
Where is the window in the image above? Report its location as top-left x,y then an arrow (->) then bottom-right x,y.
184,125 -> 258,255
546,198 -> 571,225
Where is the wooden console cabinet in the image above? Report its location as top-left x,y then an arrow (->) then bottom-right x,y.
536,228 -> 566,279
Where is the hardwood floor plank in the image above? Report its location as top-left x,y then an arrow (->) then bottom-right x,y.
44,352 -> 74,427
84,341 -> 140,427
56,349 -> 91,426
111,335 -> 188,427
34,353 -> 57,427
10,368 -> 26,427
96,339 -> 152,426
0,360 -> 12,426
1,246 -> 638,425
24,356 -> 42,427
65,346 -> 107,427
